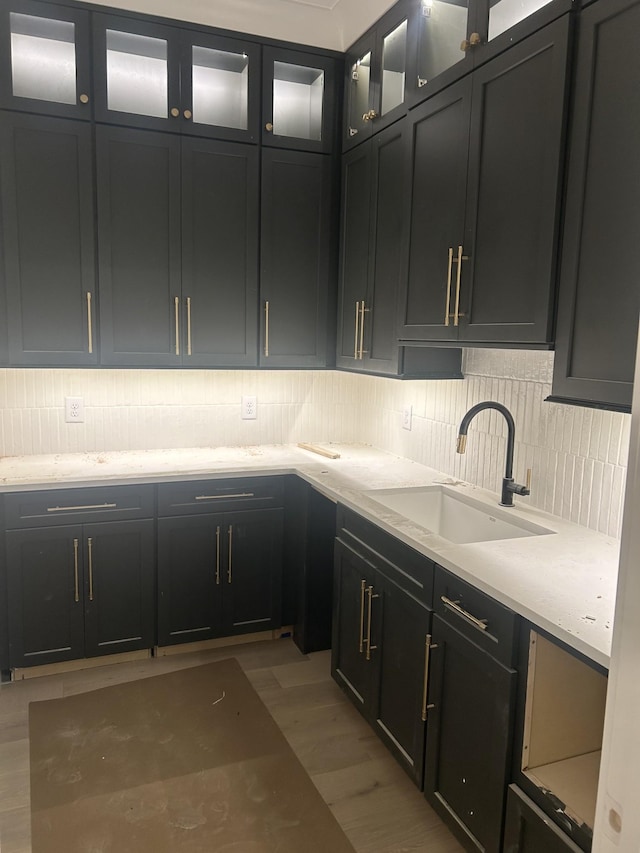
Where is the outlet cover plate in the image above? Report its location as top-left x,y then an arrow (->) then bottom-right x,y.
65,397 -> 85,423
402,405 -> 412,431
242,395 -> 257,420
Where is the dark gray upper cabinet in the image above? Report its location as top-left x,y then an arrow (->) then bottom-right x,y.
0,112 -> 97,365
262,47 -> 338,153
551,0 -> 640,412
337,120 -> 406,374
92,12 -> 260,143
343,0 -> 414,151
181,138 -> 259,367
97,125 -> 182,367
98,125 -> 259,367
400,15 -> 571,346
260,148 -> 337,368
0,0 -> 92,120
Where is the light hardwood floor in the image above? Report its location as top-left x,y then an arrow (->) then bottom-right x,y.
0,639 -> 464,853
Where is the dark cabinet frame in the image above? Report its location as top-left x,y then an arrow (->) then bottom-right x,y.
0,0 -> 93,121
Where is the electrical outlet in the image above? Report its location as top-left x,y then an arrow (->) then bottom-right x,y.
241,395 -> 257,420
402,405 -> 412,431
65,397 -> 85,423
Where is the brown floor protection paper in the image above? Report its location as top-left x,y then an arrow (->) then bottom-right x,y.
29,658 -> 355,852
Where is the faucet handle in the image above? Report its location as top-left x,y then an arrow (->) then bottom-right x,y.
525,468 -> 532,492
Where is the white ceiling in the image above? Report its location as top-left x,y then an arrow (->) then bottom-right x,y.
85,0 -> 398,50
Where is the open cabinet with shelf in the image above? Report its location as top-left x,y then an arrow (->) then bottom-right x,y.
515,628 -> 607,851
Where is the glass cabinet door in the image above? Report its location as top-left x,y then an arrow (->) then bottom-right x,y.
380,19 -> 408,117
345,41 -> 374,145
181,34 -> 260,142
413,0 -> 471,97
488,0 -> 556,41
93,15 -> 180,131
262,48 -> 335,153
0,1 -> 91,119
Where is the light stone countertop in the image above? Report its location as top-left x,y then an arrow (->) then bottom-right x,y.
0,443 -> 619,669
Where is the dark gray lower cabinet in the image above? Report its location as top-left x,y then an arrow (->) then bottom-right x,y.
157,508 -> 283,646
503,785 -> 583,853
260,148 -> 337,367
332,508 -> 434,786
551,0 -> 640,411
0,111 -> 96,365
6,520 -> 155,668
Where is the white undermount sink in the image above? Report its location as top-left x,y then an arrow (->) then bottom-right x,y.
365,485 -> 555,545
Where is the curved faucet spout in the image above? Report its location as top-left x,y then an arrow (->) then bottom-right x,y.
456,401 -> 528,507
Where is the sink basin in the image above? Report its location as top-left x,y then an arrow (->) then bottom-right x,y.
365,485 -> 554,544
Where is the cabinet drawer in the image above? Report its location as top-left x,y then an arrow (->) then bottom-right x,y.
157,476 -> 284,516
4,485 -> 154,528
504,785 -> 583,853
434,566 -> 519,666
336,505 -> 433,608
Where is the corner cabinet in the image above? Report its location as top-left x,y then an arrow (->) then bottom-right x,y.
260,149 -> 337,368
337,120 -> 406,374
5,485 -> 156,669
399,15 -> 571,347
332,506 -> 434,786
96,125 -> 259,367
0,112 -> 97,366
551,0 -> 640,412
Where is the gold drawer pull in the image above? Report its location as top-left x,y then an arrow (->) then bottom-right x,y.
195,493 -> 255,501
365,585 -> 379,661
215,525 -> 221,585
48,503 -> 117,512
441,595 -> 488,632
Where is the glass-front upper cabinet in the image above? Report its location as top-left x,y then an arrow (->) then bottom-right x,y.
0,0 -> 91,119
409,0 -> 571,106
262,47 -> 336,153
93,14 -> 260,142
343,0 -> 413,151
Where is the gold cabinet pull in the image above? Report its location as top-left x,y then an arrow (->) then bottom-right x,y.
186,296 -> 192,356
174,296 -> 180,356
421,634 -> 438,721
359,579 -> 366,653
444,247 -> 454,326
354,301 -> 360,359
79,93 -> 89,104
170,107 -> 180,117
441,595 -> 488,632
48,502 -> 117,513
86,292 -> 93,354
264,301 -> 270,357
215,525 -> 221,585
365,585 -> 379,661
227,524 -> 233,584
469,32 -> 481,46
87,537 -> 94,601
359,300 -> 368,359
452,245 -> 469,326
265,122 -> 274,132
184,109 -> 192,120
362,109 -> 378,122
73,538 -> 79,603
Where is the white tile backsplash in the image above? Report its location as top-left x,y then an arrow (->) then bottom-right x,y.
0,349 -> 630,538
